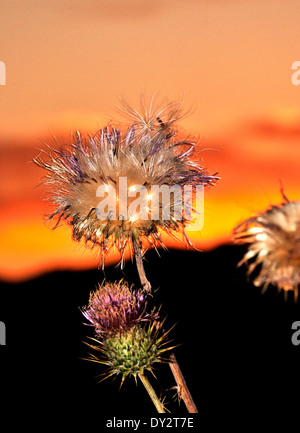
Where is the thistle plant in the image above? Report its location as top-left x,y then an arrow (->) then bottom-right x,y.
233,192 -> 300,302
82,281 -> 173,412
34,98 -> 217,287
34,96 -> 219,413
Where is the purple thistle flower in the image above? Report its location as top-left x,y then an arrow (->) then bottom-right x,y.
82,280 -> 158,337
82,279 -> 174,386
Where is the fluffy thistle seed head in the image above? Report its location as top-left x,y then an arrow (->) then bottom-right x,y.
82,280 -> 158,337
233,199 -> 300,301
34,98 -> 218,266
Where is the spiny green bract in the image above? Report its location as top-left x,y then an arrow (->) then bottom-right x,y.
105,326 -> 160,378
86,320 -> 173,383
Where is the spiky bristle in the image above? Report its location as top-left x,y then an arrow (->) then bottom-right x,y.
84,320 -> 174,383
34,98 -> 218,267
233,200 -> 300,301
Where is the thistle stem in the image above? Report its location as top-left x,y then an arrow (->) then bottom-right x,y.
132,245 -> 198,413
138,373 -> 166,413
132,235 -> 151,292
168,353 -> 198,413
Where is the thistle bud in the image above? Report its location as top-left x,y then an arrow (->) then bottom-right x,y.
88,321 -> 172,382
82,280 -> 172,382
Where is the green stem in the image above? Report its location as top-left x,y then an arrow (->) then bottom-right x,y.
138,372 -> 166,413
133,248 -> 198,413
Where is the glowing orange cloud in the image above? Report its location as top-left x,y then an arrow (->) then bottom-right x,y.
0,1 -> 299,281
0,113 -> 299,282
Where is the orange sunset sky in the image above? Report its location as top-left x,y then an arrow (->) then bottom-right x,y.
0,0 -> 299,282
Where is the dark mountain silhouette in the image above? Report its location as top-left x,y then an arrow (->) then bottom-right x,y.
0,244 -> 299,426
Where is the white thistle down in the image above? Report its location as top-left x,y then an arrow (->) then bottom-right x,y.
233,197 -> 300,301
34,98 -> 218,266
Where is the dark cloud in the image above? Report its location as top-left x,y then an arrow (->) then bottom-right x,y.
247,118 -> 300,139
49,0 -> 165,22
44,0 -> 208,23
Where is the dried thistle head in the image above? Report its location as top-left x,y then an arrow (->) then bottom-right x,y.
34,97 -> 218,266
233,197 -> 300,301
82,280 -> 158,337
